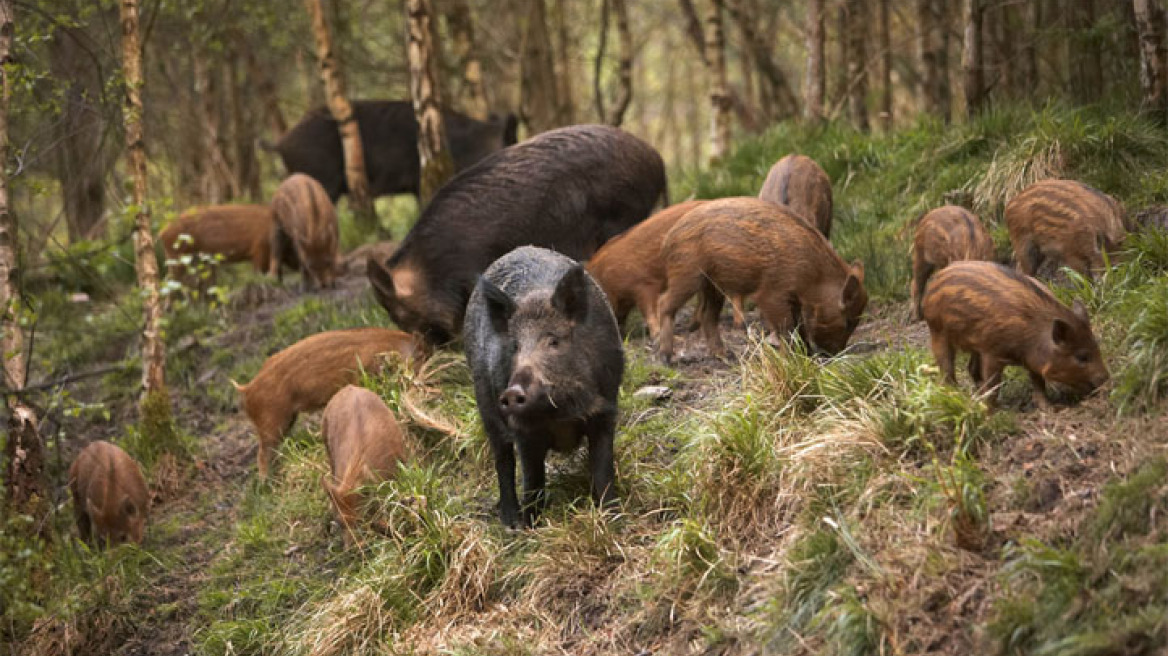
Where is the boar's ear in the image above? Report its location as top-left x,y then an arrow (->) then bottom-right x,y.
1052,318 -> 1073,348
552,265 -> 590,322
479,277 -> 516,333
850,259 -> 865,282
1071,299 -> 1090,323
368,258 -> 396,306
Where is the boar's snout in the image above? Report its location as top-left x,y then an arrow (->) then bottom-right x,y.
499,367 -> 542,416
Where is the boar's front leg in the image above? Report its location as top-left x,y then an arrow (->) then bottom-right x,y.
1027,370 -> 1052,410
518,442 -> 549,527
489,428 -> 522,528
586,411 -> 618,510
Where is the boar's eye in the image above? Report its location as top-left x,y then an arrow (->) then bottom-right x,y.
1075,351 -> 1091,364
545,333 -> 561,348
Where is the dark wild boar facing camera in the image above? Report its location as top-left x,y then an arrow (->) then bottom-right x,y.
464,246 -> 624,529
367,124 -> 667,345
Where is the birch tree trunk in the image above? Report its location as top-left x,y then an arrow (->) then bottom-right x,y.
0,0 -> 47,528
553,0 -> 575,124
520,0 -> 562,133
879,0 -> 892,130
804,0 -> 825,122
406,0 -> 454,204
120,0 -> 175,439
593,0 -> 633,126
706,0 -> 731,162
443,0 -> 490,120
1134,0 -> 1167,118
305,0 -> 377,228
962,0 -> 985,117
845,0 -> 869,131
244,44 -> 288,137
724,0 -> 799,120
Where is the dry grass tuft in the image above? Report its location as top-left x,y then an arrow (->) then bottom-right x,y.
286,584 -> 394,656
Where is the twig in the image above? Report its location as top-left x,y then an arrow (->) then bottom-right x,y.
3,365 -> 124,396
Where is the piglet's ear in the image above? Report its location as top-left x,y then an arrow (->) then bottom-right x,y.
552,265 -> 590,323
1052,318 -> 1073,348
1072,299 -> 1090,323
480,277 -> 516,333
841,271 -> 863,308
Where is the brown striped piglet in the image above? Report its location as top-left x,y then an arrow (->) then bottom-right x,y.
587,200 -> 748,336
758,154 -> 834,238
69,441 -> 149,546
910,205 -> 995,320
232,328 -> 426,478
271,173 -> 339,290
321,385 -> 408,539
922,261 -> 1109,408
655,197 -> 866,363
1005,179 -> 1126,279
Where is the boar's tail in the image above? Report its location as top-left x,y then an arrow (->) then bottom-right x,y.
658,179 -> 670,209
230,379 -> 246,393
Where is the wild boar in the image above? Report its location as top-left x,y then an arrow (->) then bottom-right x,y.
655,197 -> 867,363
1133,205 -> 1168,233
321,385 -> 407,538
270,100 -> 518,201
758,154 -> 834,238
232,328 -> 426,478
160,204 -> 299,289
921,260 -> 1109,407
910,205 -> 995,320
464,246 -> 624,528
369,124 -> 667,345
271,173 -> 339,290
587,200 -> 749,337
69,440 -> 149,546
1005,179 -> 1126,279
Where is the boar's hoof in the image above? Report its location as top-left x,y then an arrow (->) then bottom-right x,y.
498,385 -> 528,414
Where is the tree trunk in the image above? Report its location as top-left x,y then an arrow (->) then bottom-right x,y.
49,28 -> 109,242
520,0 -> 563,133
120,0 -> 174,439
1024,0 -> 1041,92
593,0 -> 633,126
724,0 -> 800,120
227,48 -> 261,201
962,0 -> 985,117
553,0 -> 576,125
193,50 -> 237,204
706,0 -> 732,162
1069,0 -> 1103,103
995,1 -> 1019,99
244,44 -> 288,137
804,0 -> 825,122
678,0 -> 708,64
845,0 -> 869,130
305,0 -> 377,228
1134,0 -> 1168,118
937,0 -> 952,120
406,0 -> 455,205
0,0 -> 47,530
593,0 -> 610,122
879,0 -> 892,129
443,0 -> 490,120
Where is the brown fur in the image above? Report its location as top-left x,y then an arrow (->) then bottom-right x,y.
587,200 -> 748,336
910,205 -> 995,320
922,261 -> 1109,407
1005,179 -> 1126,278
271,173 -> 340,289
757,154 -> 834,238
321,385 -> 407,540
655,197 -> 867,362
68,441 -> 149,546
161,205 -> 295,291
233,328 -> 426,477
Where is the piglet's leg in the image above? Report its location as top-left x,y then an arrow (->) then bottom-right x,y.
1028,370 -> 1052,410
978,354 -> 1005,408
930,333 -> 957,386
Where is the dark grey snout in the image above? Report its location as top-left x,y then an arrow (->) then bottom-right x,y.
499,384 -> 528,414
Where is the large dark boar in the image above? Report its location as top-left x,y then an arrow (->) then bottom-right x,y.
1005,179 -> 1126,278
271,100 -> 519,201
369,124 -> 667,345
758,154 -> 834,238
69,440 -> 149,546
922,261 -> 1109,407
910,205 -> 995,320
464,246 -> 624,528
656,198 -> 867,363
232,328 -> 426,478
322,385 -> 408,539
271,173 -> 339,290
